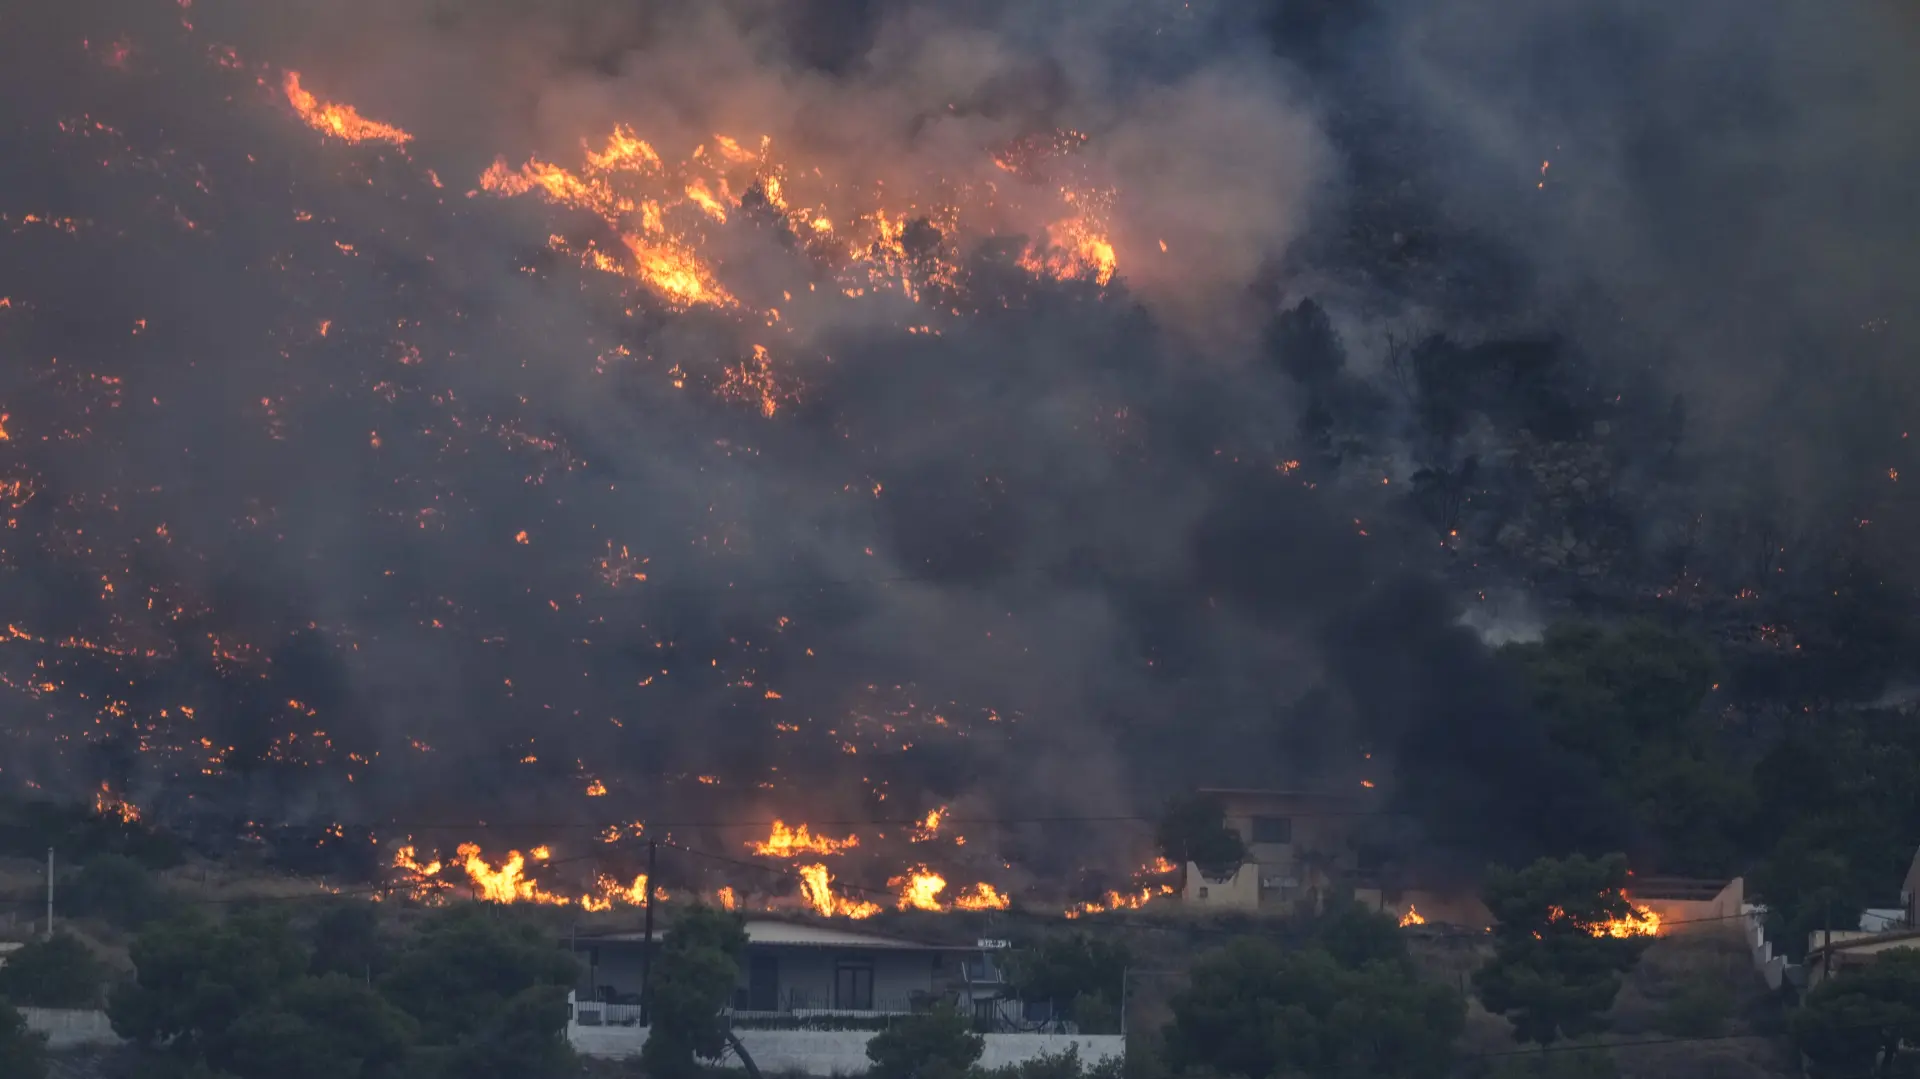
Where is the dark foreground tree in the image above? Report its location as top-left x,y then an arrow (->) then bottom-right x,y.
0,932 -> 104,1008
1166,939 -> 1463,1079
0,1000 -> 47,1079
641,904 -> 749,1079
1474,854 -> 1651,1047
1793,949 -> 1920,1078
1155,793 -> 1246,875
1001,933 -> 1130,1033
867,1004 -> 985,1079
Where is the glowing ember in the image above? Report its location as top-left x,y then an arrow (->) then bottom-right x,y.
282,72 -> 411,146
92,781 -> 140,824
891,865 -> 947,911
910,806 -> 948,842
749,820 -> 859,857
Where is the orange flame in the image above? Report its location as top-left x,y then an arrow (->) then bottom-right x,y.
1063,883 -> 1174,920
1399,905 -> 1427,927
891,865 -> 947,911
798,863 -> 881,918
749,820 -> 859,857
455,843 -> 570,905
282,72 -> 411,146
953,882 -> 1011,911
910,806 -> 948,842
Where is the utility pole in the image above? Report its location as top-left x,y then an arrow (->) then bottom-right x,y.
640,838 -> 658,1026
44,847 -> 54,940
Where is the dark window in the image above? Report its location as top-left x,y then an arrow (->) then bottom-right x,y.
748,954 -> 780,1011
835,960 -> 875,1010
1251,816 -> 1292,844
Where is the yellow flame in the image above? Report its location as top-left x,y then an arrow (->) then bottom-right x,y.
1399,905 -> 1427,927
282,72 -> 411,146
953,882 -> 1010,911
892,866 -> 947,911
749,820 -> 859,857
798,863 -> 881,918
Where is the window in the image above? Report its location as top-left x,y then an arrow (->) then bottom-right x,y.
1197,886 -> 1209,899
835,960 -> 875,1011
1251,816 -> 1292,844
747,954 -> 779,1011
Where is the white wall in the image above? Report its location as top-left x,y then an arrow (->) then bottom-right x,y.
19,1007 -> 121,1050
569,1022 -> 1126,1075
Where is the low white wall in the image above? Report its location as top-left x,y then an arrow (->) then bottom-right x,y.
19,1007 -> 121,1049
568,1022 -> 1125,1075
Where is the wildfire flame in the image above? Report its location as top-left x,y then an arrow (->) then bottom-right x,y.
749,820 -> 859,857
455,843 -> 570,905
1544,898 -> 1662,938
1399,905 -> 1426,927
909,806 -> 948,842
798,863 -> 881,919
92,781 -> 140,824
952,882 -> 1011,911
891,865 -> 947,911
282,72 -> 411,146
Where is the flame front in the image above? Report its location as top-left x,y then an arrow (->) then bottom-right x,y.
1399,905 -> 1426,927
282,73 -> 411,146
749,820 -> 859,857
952,882 -> 1011,911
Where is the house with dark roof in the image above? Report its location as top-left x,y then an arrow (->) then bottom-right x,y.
574,918 -> 1015,1027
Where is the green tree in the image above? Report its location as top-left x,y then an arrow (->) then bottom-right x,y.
1001,934 -> 1130,1031
0,1000 -> 47,1079
642,904 -> 749,1079
1792,948 -> 1920,1078
110,909 -> 310,1063
1504,622 -> 1745,874
1474,854 -> 1651,1047
1165,939 -> 1464,1079
1312,898 -> 1410,972
64,853 -> 176,929
379,904 -> 578,1076
1155,794 -> 1246,875
309,901 -> 388,980
0,932 -> 105,1008
867,1003 -> 985,1079
225,975 -> 416,1079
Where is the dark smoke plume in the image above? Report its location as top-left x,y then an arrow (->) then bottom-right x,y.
0,0 -> 1911,897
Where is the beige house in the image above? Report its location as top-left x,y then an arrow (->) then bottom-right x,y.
1182,788 -> 1373,913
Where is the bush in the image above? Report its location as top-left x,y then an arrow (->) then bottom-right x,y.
63,854 -> 176,929
0,1000 -> 47,1079
1653,978 -> 1732,1038
0,932 -> 105,1008
975,1047 -> 1124,1079
866,1004 -> 983,1079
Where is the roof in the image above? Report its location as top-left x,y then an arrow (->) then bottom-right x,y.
582,918 -> 977,952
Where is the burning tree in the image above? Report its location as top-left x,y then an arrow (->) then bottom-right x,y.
1473,853 -> 1655,1048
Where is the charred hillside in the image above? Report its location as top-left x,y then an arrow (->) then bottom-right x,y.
0,0 -> 1912,911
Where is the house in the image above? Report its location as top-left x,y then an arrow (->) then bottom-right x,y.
1182,788 -> 1375,912
574,919 -> 1013,1027
1805,927 -> 1920,990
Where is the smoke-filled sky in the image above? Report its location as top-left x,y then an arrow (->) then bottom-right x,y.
0,0 -> 1912,891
